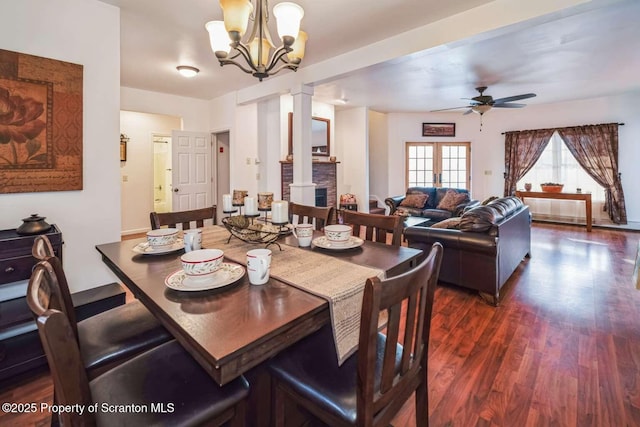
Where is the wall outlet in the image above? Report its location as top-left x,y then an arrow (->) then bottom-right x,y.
122,175 -> 128,182
484,170 -> 492,175
246,157 -> 251,165
256,173 -> 260,180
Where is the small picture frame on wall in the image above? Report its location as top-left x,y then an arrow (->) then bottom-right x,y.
422,122 -> 455,137
120,134 -> 128,161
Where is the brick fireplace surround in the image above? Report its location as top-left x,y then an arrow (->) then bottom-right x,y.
280,161 -> 338,207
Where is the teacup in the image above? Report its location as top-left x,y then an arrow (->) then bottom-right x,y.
183,229 -> 202,252
247,248 -> 271,285
293,223 -> 313,247
146,228 -> 178,248
180,249 -> 224,280
324,224 -> 352,247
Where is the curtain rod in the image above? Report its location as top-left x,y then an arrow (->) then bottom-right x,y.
501,122 -> 625,135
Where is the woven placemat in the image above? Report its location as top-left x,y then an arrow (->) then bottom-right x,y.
202,225 -> 384,364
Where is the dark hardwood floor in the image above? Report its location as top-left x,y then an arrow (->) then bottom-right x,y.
2,223 -> 640,426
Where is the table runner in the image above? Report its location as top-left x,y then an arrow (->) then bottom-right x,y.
202,225 -> 385,364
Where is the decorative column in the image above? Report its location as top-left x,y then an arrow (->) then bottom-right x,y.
289,84 -> 316,205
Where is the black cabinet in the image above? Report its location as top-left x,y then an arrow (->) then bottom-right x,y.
0,225 -> 63,383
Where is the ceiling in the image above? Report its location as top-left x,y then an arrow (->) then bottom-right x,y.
100,0 -> 640,113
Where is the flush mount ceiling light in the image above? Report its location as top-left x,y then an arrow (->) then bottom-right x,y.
176,65 -> 200,78
205,0 -> 307,81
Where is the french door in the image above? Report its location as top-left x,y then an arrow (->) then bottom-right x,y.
406,142 -> 471,189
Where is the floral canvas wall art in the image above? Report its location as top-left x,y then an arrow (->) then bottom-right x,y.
0,49 -> 82,193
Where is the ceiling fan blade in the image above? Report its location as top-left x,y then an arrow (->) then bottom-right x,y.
492,103 -> 527,108
492,93 -> 536,104
463,108 -> 473,115
430,106 -> 470,112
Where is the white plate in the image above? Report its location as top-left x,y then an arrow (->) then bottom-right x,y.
132,241 -> 184,255
165,263 -> 245,291
312,236 -> 364,250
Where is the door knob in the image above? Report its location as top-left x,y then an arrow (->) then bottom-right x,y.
173,188 -> 179,192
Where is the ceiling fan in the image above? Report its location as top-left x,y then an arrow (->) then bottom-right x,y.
432,86 -> 537,115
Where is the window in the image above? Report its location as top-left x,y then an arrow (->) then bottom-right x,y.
518,132 -> 604,201
406,142 -> 470,189
518,131 -> 606,222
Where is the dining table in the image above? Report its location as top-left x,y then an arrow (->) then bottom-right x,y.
95,224 -> 423,425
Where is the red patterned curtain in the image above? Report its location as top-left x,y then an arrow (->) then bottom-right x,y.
503,129 -> 555,196
557,123 -> 626,224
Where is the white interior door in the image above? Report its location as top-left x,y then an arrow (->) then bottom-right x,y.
171,131 -> 212,211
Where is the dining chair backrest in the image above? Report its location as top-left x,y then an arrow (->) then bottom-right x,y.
342,210 -> 403,246
31,236 -> 78,339
150,206 -> 217,230
27,261 -> 94,425
357,242 -> 442,426
289,202 -> 335,231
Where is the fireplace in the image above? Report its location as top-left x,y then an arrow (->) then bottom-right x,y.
280,161 -> 337,207
315,188 -> 327,207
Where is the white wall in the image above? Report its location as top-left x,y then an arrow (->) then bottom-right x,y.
120,111 -> 181,234
368,111 -> 389,208
336,108 -> 369,211
0,0 -> 120,292
121,87 -> 209,131
386,91 -> 640,222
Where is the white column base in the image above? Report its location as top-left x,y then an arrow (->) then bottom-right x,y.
289,182 -> 317,206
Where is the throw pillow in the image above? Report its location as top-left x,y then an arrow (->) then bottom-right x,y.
436,190 -> 468,212
399,193 -> 428,209
393,207 -> 411,217
481,196 -> 499,205
430,217 -> 462,229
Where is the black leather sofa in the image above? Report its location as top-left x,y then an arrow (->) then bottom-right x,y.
385,187 -> 478,224
404,196 -> 531,305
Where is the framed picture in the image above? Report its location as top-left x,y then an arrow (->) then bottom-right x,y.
422,122 -> 455,137
120,134 -> 128,161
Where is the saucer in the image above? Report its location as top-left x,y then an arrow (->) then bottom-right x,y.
312,236 -> 364,250
165,263 -> 245,291
132,241 -> 184,255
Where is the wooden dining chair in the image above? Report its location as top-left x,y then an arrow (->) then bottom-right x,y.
289,202 -> 335,231
27,260 -> 249,427
268,242 -> 443,427
32,235 -> 172,379
150,206 -> 217,230
342,210 -> 403,246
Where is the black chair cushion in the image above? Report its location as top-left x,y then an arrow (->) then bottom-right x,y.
91,340 -> 249,427
268,325 -> 402,424
78,300 -> 172,372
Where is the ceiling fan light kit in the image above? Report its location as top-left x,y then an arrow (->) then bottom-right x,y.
206,0 -> 307,81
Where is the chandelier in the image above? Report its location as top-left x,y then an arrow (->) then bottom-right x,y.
206,0 -> 307,81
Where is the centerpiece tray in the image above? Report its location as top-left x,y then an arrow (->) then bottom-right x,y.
222,216 -> 292,245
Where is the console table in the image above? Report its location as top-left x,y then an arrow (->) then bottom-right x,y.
515,190 -> 592,232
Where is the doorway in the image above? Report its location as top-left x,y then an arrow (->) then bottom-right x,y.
214,131 -> 230,224
153,134 -> 172,213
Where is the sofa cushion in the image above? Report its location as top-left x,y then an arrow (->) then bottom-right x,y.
458,197 -> 525,232
421,209 -> 453,221
431,217 -> 462,229
437,190 -> 469,212
458,205 -> 497,232
399,193 -> 428,209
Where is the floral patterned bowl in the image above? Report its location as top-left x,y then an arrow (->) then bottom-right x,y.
146,228 -> 178,248
324,224 -> 352,247
180,249 -> 224,280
